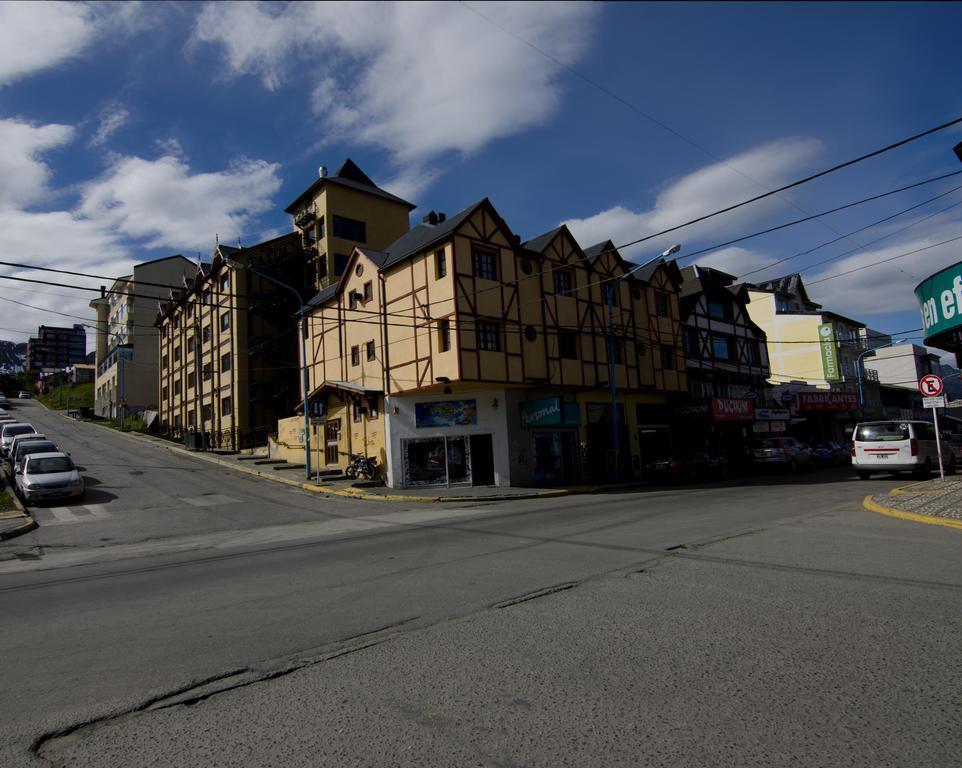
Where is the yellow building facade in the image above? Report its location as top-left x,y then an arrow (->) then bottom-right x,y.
297,199 -> 687,488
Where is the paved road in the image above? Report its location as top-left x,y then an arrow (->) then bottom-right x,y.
2,405 -> 960,766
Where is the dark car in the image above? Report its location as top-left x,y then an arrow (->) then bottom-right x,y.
651,451 -> 729,484
751,437 -> 814,473
815,440 -> 849,466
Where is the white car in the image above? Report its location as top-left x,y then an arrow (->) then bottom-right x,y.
17,391 -> 32,399
852,420 -> 956,479
15,452 -> 85,504
0,423 -> 36,458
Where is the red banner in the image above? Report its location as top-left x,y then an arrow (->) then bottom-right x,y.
711,398 -> 755,421
797,391 -> 858,411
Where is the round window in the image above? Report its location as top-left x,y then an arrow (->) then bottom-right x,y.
355,264 -> 364,277
524,325 -> 537,342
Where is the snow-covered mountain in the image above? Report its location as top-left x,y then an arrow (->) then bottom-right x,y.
0,340 -> 26,373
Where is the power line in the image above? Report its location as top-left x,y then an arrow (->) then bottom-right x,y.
807,233 -> 962,286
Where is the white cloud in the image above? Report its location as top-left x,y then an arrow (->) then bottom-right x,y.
192,1 -> 598,188
0,1 -> 147,87
90,104 -> 131,147
564,138 -> 823,260
0,119 -> 75,209
695,246 -> 779,278
79,155 -> 282,250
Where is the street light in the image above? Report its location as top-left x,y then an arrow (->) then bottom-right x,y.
224,258 -> 312,481
607,243 -> 681,483
857,338 -> 907,417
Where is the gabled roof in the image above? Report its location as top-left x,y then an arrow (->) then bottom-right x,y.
379,199 -> 486,270
306,283 -> 338,309
522,226 -> 565,254
751,273 -> 821,309
583,241 -> 613,264
284,158 -> 417,214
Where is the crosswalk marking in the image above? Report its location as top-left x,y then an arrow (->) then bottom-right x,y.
37,505 -> 113,526
181,494 -> 238,508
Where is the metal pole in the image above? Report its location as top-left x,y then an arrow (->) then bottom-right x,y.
607,284 -> 620,483
934,407 -> 946,481
856,351 -> 865,418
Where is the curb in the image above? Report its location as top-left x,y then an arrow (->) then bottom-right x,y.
303,483 -> 570,503
862,495 -> 962,531
0,487 -> 36,542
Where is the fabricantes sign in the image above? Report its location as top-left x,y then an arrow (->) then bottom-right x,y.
797,391 -> 858,411
818,323 -> 841,382
915,261 -> 962,345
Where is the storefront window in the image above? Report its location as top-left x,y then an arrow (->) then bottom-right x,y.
404,436 -> 472,485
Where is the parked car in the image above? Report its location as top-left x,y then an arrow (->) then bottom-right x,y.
10,440 -> 60,477
6,433 -> 47,473
0,395 -> 10,409
751,437 -> 814,473
807,443 -> 835,468
815,440 -> 850,466
943,433 -> 962,463
17,391 -> 31,399
0,423 -> 36,458
650,450 -> 730,484
853,420 -> 956,479
15,452 -> 84,504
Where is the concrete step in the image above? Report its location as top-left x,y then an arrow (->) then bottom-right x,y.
253,459 -> 283,466
273,463 -> 306,471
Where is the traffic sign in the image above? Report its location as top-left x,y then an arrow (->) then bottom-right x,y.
923,395 -> 946,409
919,374 -> 943,397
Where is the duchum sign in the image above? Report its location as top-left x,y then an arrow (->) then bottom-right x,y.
818,323 -> 841,382
916,261 -> 962,347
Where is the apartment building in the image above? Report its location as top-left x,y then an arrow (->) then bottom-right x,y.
677,265 -> 771,465
292,198 -> 686,488
741,273 -> 865,442
25,325 -> 86,371
89,255 -> 193,419
157,234 -> 309,450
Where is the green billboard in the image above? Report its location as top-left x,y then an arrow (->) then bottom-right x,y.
818,322 -> 840,382
915,261 -> 962,345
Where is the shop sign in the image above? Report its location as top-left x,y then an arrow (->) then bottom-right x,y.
711,397 -> 754,421
520,397 -> 579,428
768,420 -> 787,432
915,261 -> 962,344
415,399 -> 477,427
818,323 -> 841,382
797,391 -> 858,411
676,403 -> 710,419
755,408 -> 791,421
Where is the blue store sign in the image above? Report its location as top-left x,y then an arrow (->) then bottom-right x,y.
520,397 -> 580,429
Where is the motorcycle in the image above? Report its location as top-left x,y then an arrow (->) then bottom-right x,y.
344,453 -> 378,480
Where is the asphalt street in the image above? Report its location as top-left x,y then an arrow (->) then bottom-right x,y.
1,404 -> 960,767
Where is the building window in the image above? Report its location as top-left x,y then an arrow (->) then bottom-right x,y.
220,312 -> 230,331
746,339 -> 761,364
711,334 -> 733,360
436,249 -> 447,279
660,345 -> 675,370
707,300 -> 731,321
354,404 -> 363,423
221,397 -> 232,416
558,330 -> 578,360
332,215 -> 367,243
478,321 -> 500,351
683,327 -> 699,355
174,380 -> 182,396
202,404 -> 213,421
187,372 -> 195,389
203,362 -> 212,381
366,340 -> 375,361
187,411 -> 195,428
351,345 -> 360,366
221,352 -> 231,372
601,283 -> 618,307
554,269 -> 573,295
472,248 -> 497,281
173,346 -> 181,362
369,400 -> 379,419
349,291 -> 359,310
162,354 -> 168,369
438,319 -> 451,352
162,386 -> 168,401
203,289 -> 212,306
655,292 -> 671,318
186,303 -> 194,319
203,325 -> 211,342
173,316 -> 180,330
220,273 -> 229,292
363,281 -> 373,302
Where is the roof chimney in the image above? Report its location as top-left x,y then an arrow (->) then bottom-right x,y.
437,212 -> 446,223
100,285 -> 106,298
318,165 -> 328,179
422,211 -> 439,226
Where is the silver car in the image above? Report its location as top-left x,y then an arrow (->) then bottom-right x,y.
11,440 -> 60,476
6,433 -> 46,472
1,423 -> 36,458
15,452 -> 85,504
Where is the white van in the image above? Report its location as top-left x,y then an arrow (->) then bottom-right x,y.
852,420 -> 956,479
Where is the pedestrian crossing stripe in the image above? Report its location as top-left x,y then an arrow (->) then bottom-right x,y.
39,505 -> 113,526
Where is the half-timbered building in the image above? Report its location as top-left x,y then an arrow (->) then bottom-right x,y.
292,200 -> 687,488
678,264 -> 771,465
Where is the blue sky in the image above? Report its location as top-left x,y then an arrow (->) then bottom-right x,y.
0,1 -> 960,355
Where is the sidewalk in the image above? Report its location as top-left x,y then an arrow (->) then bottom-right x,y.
0,488 -> 36,542
864,474 -> 962,530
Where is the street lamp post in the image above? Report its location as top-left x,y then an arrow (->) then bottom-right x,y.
224,258 -> 312,481
607,243 -> 681,483
856,338 -> 906,417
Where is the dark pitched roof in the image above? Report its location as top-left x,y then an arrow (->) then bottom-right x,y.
522,226 -> 564,254
284,158 -> 416,213
752,273 -> 821,308
307,283 -> 339,309
379,200 -> 484,270
582,241 -> 611,263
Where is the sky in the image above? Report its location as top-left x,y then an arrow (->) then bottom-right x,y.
1,0 -> 961,361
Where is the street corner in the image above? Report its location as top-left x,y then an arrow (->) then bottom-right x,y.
0,491 -> 37,542
862,493 -> 962,532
